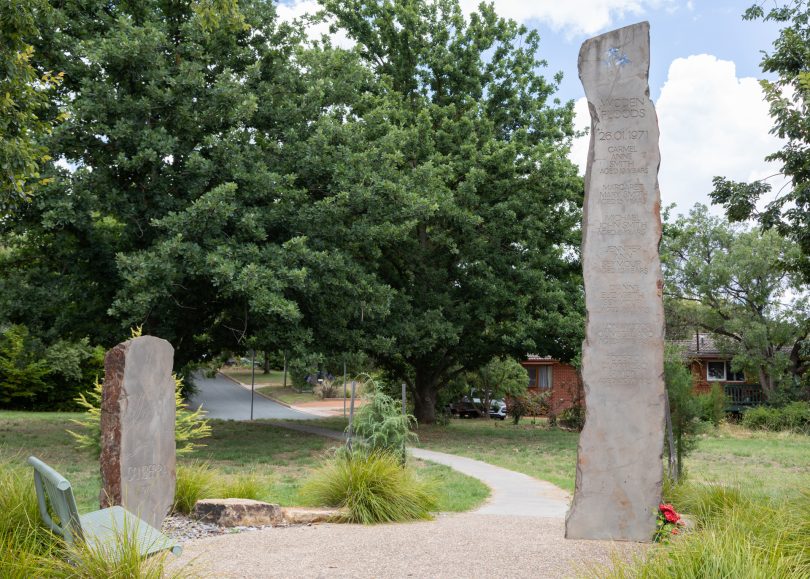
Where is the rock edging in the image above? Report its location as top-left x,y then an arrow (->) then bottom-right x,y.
192,498 -> 344,528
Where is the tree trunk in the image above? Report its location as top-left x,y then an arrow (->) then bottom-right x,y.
758,366 -> 777,400
412,372 -> 439,424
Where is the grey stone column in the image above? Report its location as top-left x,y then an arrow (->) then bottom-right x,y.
565,21 -> 666,542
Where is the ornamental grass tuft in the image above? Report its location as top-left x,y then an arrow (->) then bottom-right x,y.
301,450 -> 437,524
219,468 -> 266,501
594,483 -> 810,578
173,460 -> 219,514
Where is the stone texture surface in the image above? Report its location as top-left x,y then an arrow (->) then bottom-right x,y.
281,507 -> 343,525
565,21 -> 666,542
100,336 -> 176,529
194,499 -> 284,527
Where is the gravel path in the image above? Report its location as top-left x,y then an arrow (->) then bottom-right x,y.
169,513 -> 643,578
179,382 -> 647,577
167,446 -> 646,577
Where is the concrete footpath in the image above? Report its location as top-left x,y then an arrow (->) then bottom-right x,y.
411,448 -> 570,518
256,420 -> 572,518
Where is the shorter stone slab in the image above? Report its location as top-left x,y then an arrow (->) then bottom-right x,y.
193,499 -> 283,527
281,507 -> 343,525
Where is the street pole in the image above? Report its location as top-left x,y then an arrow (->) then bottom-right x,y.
282,351 -> 287,389
347,380 -> 356,453
343,360 -> 347,418
250,349 -> 256,421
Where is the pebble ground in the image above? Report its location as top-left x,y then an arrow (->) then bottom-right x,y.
168,513 -> 646,578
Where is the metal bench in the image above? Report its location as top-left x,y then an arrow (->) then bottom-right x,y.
27,456 -> 181,558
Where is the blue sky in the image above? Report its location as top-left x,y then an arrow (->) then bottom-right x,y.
278,1 -> 787,216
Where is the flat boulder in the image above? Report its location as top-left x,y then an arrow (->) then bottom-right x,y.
281,507 -> 343,525
193,499 -> 283,527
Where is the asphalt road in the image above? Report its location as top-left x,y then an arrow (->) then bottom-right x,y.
188,373 -> 318,421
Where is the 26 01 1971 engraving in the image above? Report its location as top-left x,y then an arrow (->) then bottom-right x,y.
598,129 -> 648,141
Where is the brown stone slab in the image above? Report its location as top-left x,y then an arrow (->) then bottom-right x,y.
100,336 -> 176,529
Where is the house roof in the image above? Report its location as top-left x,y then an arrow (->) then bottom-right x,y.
669,333 -> 726,358
670,332 -> 794,360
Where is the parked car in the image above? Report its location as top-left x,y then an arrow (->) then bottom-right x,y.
447,396 -> 484,418
489,399 -> 507,420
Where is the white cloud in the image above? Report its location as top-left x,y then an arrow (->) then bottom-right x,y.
276,0 -> 354,49
570,54 -> 785,216
458,0 -> 677,36
655,54 -> 784,215
570,97 -> 591,174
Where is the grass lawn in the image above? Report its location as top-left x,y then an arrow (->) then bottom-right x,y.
687,423 -> 810,500
219,367 -> 317,405
413,417 -> 810,499
0,411 -> 487,514
417,418 -> 579,492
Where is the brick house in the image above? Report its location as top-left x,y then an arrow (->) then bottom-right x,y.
670,333 -> 764,410
520,355 -> 584,415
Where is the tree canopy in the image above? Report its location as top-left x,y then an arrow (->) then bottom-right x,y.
710,1 -> 810,282
662,205 -> 809,401
0,0 -> 63,213
0,0 -> 583,419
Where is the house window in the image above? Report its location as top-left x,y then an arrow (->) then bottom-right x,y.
527,365 -> 552,389
727,366 -> 745,382
538,366 -> 552,389
707,362 -> 725,381
706,361 -> 745,382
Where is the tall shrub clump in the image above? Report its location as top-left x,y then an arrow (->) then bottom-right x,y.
351,379 -> 417,464
303,378 -> 436,523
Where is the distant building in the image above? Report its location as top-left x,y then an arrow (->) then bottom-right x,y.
520,355 -> 583,415
670,333 -> 764,411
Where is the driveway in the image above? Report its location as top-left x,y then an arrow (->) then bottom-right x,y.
188,373 -> 319,421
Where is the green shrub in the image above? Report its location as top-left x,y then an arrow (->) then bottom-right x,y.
508,394 -> 532,424
742,402 -> 810,433
695,383 -> 727,426
287,353 -> 324,390
69,374 -> 212,457
351,378 -> 417,464
301,451 -> 437,524
313,377 -> 341,399
0,325 -> 51,409
173,461 -> 219,514
0,325 -> 105,411
557,404 -> 585,431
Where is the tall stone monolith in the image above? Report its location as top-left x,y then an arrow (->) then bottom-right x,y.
565,21 -> 666,542
100,335 -> 176,529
